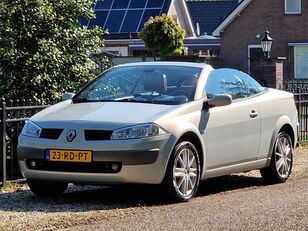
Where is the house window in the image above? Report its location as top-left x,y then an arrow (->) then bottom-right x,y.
285,0 -> 301,14
295,46 -> 308,79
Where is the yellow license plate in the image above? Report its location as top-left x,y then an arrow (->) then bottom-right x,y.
46,149 -> 92,163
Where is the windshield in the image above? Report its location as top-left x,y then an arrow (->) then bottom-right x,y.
74,65 -> 202,105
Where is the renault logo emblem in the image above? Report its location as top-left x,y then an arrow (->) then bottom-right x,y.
66,130 -> 77,142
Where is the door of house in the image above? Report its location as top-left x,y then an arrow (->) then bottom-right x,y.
248,45 -> 265,84
248,45 -> 263,72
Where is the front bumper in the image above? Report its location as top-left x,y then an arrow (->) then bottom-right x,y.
18,134 -> 176,184
18,147 -> 159,165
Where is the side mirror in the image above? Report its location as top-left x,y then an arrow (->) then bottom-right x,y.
203,94 -> 232,109
62,92 -> 75,101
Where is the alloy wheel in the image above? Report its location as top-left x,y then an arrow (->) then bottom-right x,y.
173,148 -> 198,198
275,134 -> 292,179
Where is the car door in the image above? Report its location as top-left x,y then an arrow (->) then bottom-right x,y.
203,69 -> 262,169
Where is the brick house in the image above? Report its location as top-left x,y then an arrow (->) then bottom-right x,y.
212,0 -> 308,82
80,0 -> 239,60
81,0 -> 196,57
185,0 -> 239,58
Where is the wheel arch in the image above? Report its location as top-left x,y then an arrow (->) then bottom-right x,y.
261,126 -> 294,184
279,124 -> 295,148
267,116 -> 296,165
174,131 -> 205,176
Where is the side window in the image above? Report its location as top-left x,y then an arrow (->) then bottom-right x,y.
205,69 -> 247,100
238,72 -> 265,97
205,69 -> 264,100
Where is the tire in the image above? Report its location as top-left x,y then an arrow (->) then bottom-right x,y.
260,132 -> 293,184
162,141 -> 201,202
27,180 -> 68,197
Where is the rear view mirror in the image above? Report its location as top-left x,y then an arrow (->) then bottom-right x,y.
204,94 -> 232,109
62,92 -> 75,101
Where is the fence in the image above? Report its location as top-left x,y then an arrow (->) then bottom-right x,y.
291,92 -> 308,143
294,92 -> 308,142
284,79 -> 308,91
282,79 -> 308,142
0,100 -> 52,186
1,88 -> 308,186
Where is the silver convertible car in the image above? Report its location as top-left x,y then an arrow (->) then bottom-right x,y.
18,62 -> 298,202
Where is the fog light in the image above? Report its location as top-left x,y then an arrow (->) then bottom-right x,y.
30,161 -> 36,167
111,163 -> 119,171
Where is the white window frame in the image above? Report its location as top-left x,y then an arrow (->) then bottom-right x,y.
294,45 -> 308,79
285,0 -> 301,14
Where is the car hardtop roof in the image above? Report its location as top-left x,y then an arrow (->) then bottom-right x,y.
115,61 -> 210,69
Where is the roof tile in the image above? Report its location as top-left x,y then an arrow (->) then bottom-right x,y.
186,0 -> 239,35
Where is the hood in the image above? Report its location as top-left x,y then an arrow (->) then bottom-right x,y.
31,100 -> 176,129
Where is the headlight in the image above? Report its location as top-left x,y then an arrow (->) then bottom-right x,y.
111,123 -> 167,140
21,120 -> 42,138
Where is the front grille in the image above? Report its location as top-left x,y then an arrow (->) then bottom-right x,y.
40,129 -> 63,139
26,159 -> 122,173
84,130 -> 113,141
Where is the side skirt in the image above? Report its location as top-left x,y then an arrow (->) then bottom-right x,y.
201,158 -> 269,180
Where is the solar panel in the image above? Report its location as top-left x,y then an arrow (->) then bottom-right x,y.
112,0 -> 130,9
138,9 -> 162,31
146,0 -> 164,8
129,0 -> 147,8
88,11 -> 109,28
83,0 -> 169,34
95,0 -> 113,10
120,10 -> 143,32
105,10 -> 126,32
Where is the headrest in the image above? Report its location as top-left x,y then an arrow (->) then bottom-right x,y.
178,75 -> 198,87
143,72 -> 167,93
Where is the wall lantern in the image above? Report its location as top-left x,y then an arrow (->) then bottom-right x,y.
260,29 -> 273,58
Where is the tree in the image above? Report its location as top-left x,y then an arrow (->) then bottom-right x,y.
0,0 -> 105,102
140,14 -> 185,56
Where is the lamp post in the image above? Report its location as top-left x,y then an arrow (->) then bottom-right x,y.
260,29 -> 273,58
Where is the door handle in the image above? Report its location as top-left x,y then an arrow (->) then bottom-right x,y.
250,110 -> 258,118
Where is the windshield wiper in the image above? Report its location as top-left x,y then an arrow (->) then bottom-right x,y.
72,98 -> 88,103
72,98 -> 100,103
73,97 -> 149,104
114,96 -> 135,102
114,96 -> 149,103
